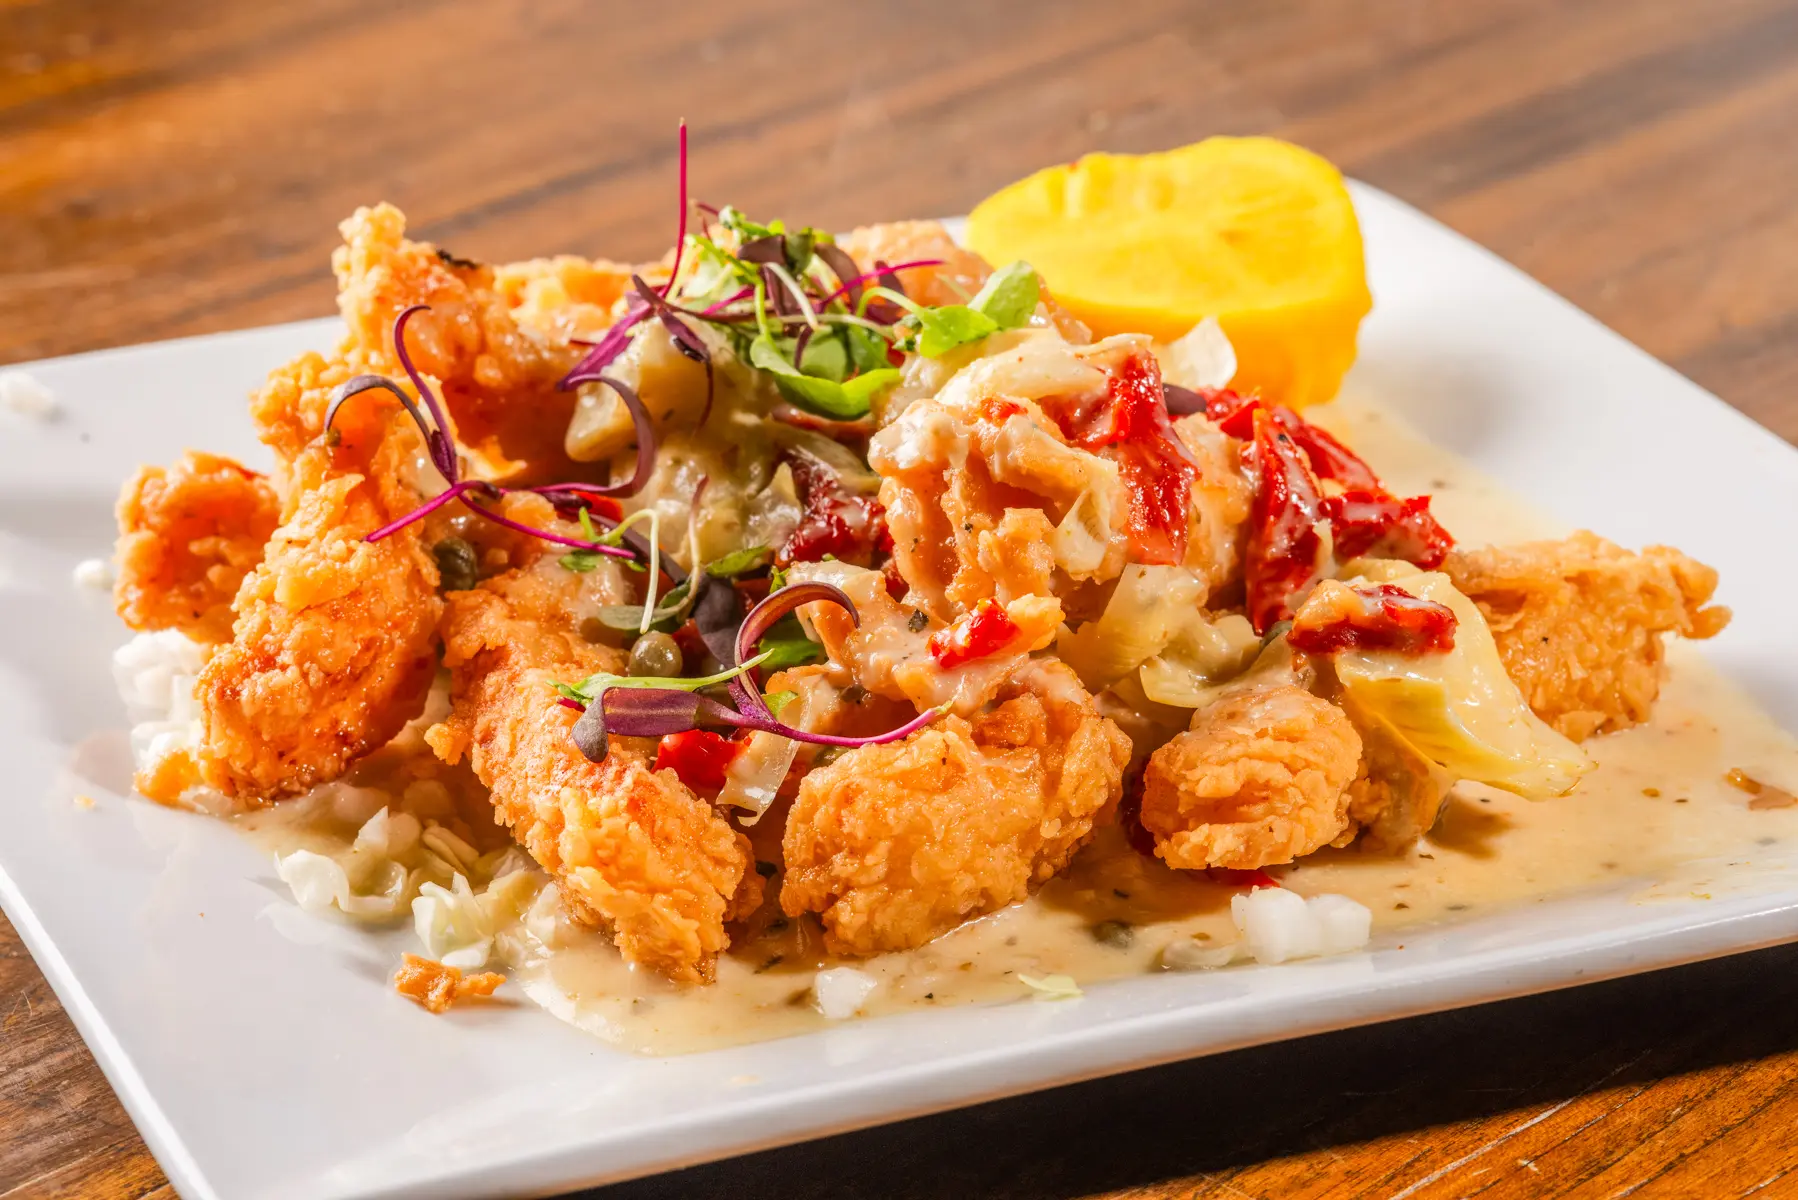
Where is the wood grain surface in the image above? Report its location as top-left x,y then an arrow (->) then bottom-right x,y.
4,1 -> 1798,1196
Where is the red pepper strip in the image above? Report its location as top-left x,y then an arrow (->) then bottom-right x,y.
1288,582 -> 1458,656
1206,867 -> 1281,890
1244,408 -> 1328,633
927,597 -> 1020,669
1041,351 -> 1197,566
654,729 -> 743,792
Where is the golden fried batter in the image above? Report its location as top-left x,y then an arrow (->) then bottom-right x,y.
393,954 -> 504,1014
429,515 -> 758,983
781,662 -> 1131,956
1142,685 -> 1363,870
113,451 -> 281,643
334,203 -> 587,483
192,364 -> 442,801
1444,532 -> 1730,741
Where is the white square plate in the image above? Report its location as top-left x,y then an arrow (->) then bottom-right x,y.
5,185 -> 1798,1200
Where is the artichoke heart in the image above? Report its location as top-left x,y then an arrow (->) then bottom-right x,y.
1334,567 -> 1591,799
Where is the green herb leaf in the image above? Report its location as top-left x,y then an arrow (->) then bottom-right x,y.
592,575 -> 696,633
907,305 -> 1000,358
970,260 -> 1041,330
559,650 -> 773,705
763,689 -> 799,720
755,614 -> 826,670
560,549 -> 604,573
705,545 -> 773,577
749,333 -> 899,418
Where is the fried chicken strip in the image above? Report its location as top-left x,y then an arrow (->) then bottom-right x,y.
427,507 -> 758,983
1444,532 -> 1730,741
188,360 -> 443,802
781,661 -> 1130,956
1142,684 -> 1363,871
114,451 -> 281,643
334,203 -> 599,483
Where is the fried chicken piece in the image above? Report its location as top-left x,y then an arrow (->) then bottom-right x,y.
1142,685 -> 1363,870
781,661 -> 1131,956
1443,532 -> 1730,741
493,255 -> 634,343
428,514 -> 758,983
392,954 -> 504,1013
191,369 -> 442,802
113,451 -> 281,643
334,203 -> 588,483
1342,714 -> 1454,854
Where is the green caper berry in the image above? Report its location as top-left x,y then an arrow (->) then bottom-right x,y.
432,537 -> 479,592
628,631 -> 684,678
1091,919 -> 1134,950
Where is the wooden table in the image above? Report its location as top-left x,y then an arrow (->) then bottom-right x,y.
5,1 -> 1798,1196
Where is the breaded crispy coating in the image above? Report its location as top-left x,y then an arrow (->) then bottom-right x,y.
393,954 -> 504,1014
114,450 -> 280,643
1142,685 -> 1363,870
781,662 -> 1131,955
429,518 -> 758,983
334,203 -> 588,482
1444,532 -> 1730,741
192,374 -> 442,802
1342,715 -> 1454,854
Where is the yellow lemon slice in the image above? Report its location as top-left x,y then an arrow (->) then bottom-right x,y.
966,137 -> 1372,409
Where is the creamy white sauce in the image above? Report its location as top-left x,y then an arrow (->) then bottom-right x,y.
241,393 -> 1798,1055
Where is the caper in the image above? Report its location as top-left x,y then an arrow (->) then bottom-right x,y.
628,631 -> 684,678
1091,919 -> 1134,950
432,537 -> 479,592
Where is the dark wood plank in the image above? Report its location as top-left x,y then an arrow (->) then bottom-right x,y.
4,1 -> 1798,1197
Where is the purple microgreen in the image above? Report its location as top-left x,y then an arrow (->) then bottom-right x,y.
815,243 -> 865,311
660,120 -> 689,300
572,702 -> 609,762
551,375 -> 655,497
363,478 -> 494,542
792,324 -> 813,371
559,298 -> 648,388
815,258 -> 945,310
738,235 -> 785,265
598,689 -> 745,744
632,273 -> 717,423
693,573 -> 745,666
726,581 -> 856,718
701,285 -> 755,315
1161,383 -> 1207,416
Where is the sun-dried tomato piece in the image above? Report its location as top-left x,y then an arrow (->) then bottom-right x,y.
1244,408 -> 1328,632
1042,351 -> 1197,566
1288,582 -> 1458,656
927,598 -> 1020,669
777,449 -> 889,566
1321,490 -> 1453,568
